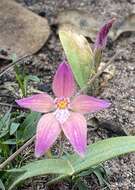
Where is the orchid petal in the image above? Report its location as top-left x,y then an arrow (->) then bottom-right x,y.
16,93 -> 54,113
54,108 -> 70,124
35,113 -> 61,157
52,61 -> 76,97
71,95 -> 111,114
61,112 -> 87,157
94,18 -> 115,51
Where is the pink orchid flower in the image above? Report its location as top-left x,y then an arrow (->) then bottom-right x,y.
16,61 -> 110,157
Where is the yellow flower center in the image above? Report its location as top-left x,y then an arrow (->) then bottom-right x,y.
55,98 -> 69,109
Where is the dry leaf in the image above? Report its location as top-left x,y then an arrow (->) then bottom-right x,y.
0,0 -> 50,58
98,62 -> 116,88
57,9 -> 100,42
98,62 -> 116,79
110,13 -> 135,40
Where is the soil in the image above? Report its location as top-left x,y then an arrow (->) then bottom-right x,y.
0,0 -> 135,189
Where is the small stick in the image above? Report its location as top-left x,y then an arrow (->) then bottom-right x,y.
0,102 -> 19,109
0,54 -> 31,77
0,136 -> 35,170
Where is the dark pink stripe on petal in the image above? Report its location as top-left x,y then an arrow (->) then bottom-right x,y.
35,113 -> 61,157
16,93 -> 54,113
52,61 -> 76,97
71,95 -> 111,114
62,112 -> 87,157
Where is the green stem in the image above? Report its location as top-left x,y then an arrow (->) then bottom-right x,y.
14,64 -> 26,97
46,149 -> 52,158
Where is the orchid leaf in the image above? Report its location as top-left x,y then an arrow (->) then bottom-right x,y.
7,136 -> 135,189
59,24 -> 94,88
49,136 -> 135,184
7,159 -> 74,190
70,136 -> 135,174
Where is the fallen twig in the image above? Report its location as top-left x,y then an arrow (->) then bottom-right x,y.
0,136 -> 35,170
0,102 -> 19,109
0,54 -> 32,77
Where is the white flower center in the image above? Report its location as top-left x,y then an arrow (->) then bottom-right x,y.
54,108 -> 70,124
54,97 -> 70,124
